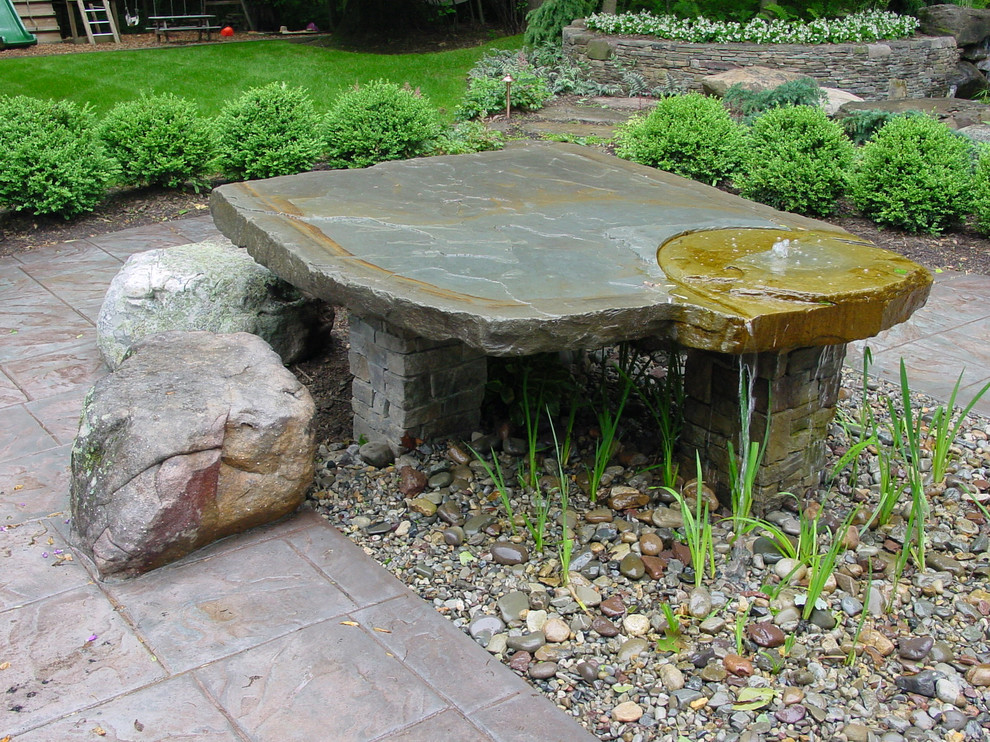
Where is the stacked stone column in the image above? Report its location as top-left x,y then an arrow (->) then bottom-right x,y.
680,344 -> 846,513
348,315 -> 488,447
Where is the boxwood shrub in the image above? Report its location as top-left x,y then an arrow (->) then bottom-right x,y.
99,93 -> 215,189
324,80 -> 442,169
0,95 -> 118,218
850,115 -> 974,234
615,92 -> 744,185
213,82 -> 324,181
736,105 -> 853,216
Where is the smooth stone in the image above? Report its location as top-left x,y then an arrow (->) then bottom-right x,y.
930,640 -> 955,664
446,443 -> 471,465
366,521 -> 394,536
936,677 -> 961,704
639,532 -> 664,555
569,614 -> 593,633
506,631 -> 546,653
502,437 -> 527,456
528,590 -> 551,610
642,555 -> 664,579
442,526 -> 465,546
843,723 -> 871,742
428,471 -> 453,488
965,663 -> 990,686
622,614 -> 651,636
526,609 -> 548,633
699,616 -> 725,634
926,552 -> 965,576
576,660 -> 598,683
724,654 -> 754,677
688,586 -> 712,618
359,441 -> 394,468
775,704 -> 807,724
591,617 -> 620,637
941,709 -> 968,731
652,506 -> 683,528
486,633 -> 508,655
700,663 -> 728,682
436,500 -> 463,525
898,635 -> 934,661
612,701 -> 644,723
491,541 -> 529,565
858,628 -> 895,656
463,514 -> 494,535
585,507 -> 614,523
619,553 -> 647,579
781,687 -> 804,705
600,595 -> 626,618
841,596 -> 864,616
775,557 -> 807,582
659,663 -> 685,691
573,585 -> 602,607
609,485 -> 650,510
747,621 -> 785,648
809,608 -> 836,630
543,617 -> 571,643
498,591 -> 530,622
469,614 -> 505,640
617,637 -> 649,663
529,661 -> 558,679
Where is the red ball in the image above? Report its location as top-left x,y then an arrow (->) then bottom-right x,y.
220,26 -> 234,37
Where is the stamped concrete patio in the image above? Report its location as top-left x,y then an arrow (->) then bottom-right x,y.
1,215 -> 988,741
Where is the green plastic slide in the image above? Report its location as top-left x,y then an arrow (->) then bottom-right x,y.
0,0 -> 38,48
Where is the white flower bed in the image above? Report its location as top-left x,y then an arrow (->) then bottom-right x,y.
584,10 -> 919,45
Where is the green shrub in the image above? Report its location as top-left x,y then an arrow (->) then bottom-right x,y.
213,82 -> 323,181
615,92 -> 745,184
523,0 -> 596,48
324,80 -> 442,169
0,96 -> 118,218
454,72 -> 552,121
99,93 -> 215,189
433,121 -> 505,155
736,105 -> 852,216
850,115 -> 974,234
973,144 -> 990,235
723,77 -> 825,121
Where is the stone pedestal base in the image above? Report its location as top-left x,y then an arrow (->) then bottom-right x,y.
348,315 -> 487,447
681,344 -> 846,513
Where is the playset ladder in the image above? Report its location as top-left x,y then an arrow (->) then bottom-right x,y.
76,0 -> 119,43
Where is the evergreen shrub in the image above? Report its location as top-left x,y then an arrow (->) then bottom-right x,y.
850,115 -> 974,234
736,105 -> 853,216
615,92 -> 744,184
324,80 -> 442,168
99,93 -> 215,189
213,82 -> 323,180
0,95 -> 118,218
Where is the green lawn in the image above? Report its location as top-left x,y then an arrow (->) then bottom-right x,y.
0,36 -> 523,117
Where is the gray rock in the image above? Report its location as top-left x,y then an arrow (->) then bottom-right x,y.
506,631 -> 546,652
919,4 -> 990,46
491,541 -> 529,565
498,591 -> 529,622
359,441 -> 394,468
97,239 -> 328,370
702,66 -> 809,97
71,331 -> 315,578
949,61 -> 990,99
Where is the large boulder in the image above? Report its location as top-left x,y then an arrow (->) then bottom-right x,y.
97,238 -> 330,370
949,60 -> 990,99
919,4 -> 990,47
701,66 -> 808,97
71,331 -> 316,578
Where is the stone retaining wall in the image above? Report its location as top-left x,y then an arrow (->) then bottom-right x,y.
563,21 -> 958,100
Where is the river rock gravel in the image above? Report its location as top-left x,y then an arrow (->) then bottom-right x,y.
310,363 -> 990,741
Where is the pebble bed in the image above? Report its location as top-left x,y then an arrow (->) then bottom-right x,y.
310,368 -> 990,742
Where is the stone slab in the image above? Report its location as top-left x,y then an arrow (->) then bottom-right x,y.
212,142 -> 930,356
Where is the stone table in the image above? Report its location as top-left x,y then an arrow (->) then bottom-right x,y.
211,142 -> 931,507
